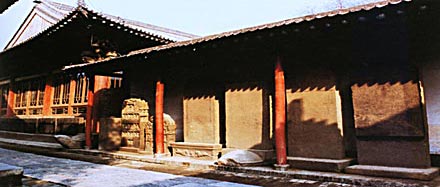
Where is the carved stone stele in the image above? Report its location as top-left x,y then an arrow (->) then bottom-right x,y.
164,114 -> 176,155
121,98 -> 153,153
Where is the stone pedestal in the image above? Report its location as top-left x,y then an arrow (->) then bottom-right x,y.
345,165 -> 439,181
170,142 -> 222,160
225,84 -> 273,160
287,157 -> 353,172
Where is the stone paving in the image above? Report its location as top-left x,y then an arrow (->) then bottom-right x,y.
0,148 -> 256,187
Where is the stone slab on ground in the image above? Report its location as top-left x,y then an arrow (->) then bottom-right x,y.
0,137 -> 63,150
0,130 -> 58,143
345,165 -> 439,181
0,162 -> 23,186
216,165 -> 438,186
287,157 -> 354,172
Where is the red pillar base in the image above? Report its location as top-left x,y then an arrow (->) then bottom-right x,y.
274,164 -> 290,171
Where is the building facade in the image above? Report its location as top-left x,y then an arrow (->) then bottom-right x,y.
3,0 -> 440,180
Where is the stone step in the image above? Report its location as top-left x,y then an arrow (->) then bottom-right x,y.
287,157 -> 354,172
0,137 -> 63,150
0,163 -> 23,186
0,130 -> 58,143
345,165 -> 439,181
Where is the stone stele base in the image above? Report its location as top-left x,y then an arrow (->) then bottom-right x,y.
170,142 -> 222,160
345,165 -> 439,181
287,157 -> 354,172
0,163 -> 23,186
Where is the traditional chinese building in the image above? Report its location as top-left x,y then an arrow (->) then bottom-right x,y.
64,0 -> 440,180
0,0 -> 196,146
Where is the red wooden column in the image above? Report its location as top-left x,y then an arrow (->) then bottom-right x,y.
6,81 -> 15,117
85,75 -> 95,148
274,56 -> 288,170
92,75 -> 110,133
155,81 -> 165,154
42,77 -> 53,116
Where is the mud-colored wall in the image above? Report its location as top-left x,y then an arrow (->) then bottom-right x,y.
183,96 -> 220,144
285,70 -> 345,159
164,82 -> 184,142
225,84 -> 272,150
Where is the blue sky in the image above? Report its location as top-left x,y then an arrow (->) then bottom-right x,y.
0,0 -> 381,49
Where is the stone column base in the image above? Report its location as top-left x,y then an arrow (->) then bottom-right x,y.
287,157 -> 354,172
154,153 -> 170,158
274,164 -> 290,171
345,165 -> 439,181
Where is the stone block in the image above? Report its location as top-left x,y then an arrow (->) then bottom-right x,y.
287,157 -> 354,172
170,142 -> 222,160
99,117 -> 122,151
345,165 -> 439,181
225,84 -> 272,150
357,139 -> 430,168
183,96 -> 219,144
0,163 -> 23,186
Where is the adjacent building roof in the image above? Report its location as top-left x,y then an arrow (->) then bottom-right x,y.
63,0 -> 412,71
4,0 -> 198,50
0,0 -> 19,14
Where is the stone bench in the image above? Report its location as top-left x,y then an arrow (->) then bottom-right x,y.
170,142 -> 222,160
0,163 -> 23,185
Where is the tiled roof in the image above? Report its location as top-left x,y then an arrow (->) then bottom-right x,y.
100,13 -> 199,42
63,0 -> 412,71
2,0 -> 197,52
0,0 -> 19,14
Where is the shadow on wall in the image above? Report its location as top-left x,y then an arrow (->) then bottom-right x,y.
287,98 -> 345,159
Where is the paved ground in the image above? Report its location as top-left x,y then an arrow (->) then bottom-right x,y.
0,148 -> 257,187
0,148 -> 360,187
